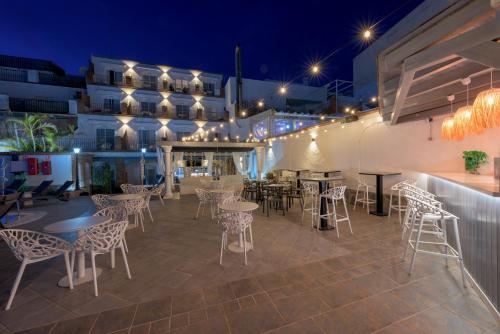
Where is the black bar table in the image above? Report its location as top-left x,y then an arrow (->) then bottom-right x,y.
301,176 -> 340,230
358,171 -> 401,216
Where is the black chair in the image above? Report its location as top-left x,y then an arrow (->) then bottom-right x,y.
50,181 -> 74,200
31,180 -> 53,198
262,185 -> 286,217
5,179 -> 25,192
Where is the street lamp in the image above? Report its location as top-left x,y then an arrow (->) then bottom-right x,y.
73,148 -> 81,190
140,148 -> 146,185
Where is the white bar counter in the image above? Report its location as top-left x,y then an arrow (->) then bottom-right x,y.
427,172 -> 500,197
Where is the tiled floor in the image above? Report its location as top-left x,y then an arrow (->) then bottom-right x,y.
0,195 -> 498,333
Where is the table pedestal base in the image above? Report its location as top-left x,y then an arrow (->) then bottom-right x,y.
369,211 -> 389,216
228,241 -> 253,253
58,268 -> 103,287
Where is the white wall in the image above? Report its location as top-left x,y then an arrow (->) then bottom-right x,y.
264,112 -> 500,191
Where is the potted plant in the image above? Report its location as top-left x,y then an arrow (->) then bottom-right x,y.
265,172 -> 275,181
462,150 -> 488,174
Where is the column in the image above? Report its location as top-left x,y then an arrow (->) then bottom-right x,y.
163,145 -> 173,199
255,146 -> 264,181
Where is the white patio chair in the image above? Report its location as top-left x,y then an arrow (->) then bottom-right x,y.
91,194 -> 112,210
72,220 -> 131,297
388,179 -> 417,224
353,177 -> 375,214
218,212 -> 253,265
301,181 -> 319,224
150,184 -> 165,206
194,188 -> 211,219
0,229 -> 74,310
93,205 -> 129,253
124,185 -> 154,222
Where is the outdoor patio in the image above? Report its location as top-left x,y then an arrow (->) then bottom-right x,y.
0,196 -> 497,334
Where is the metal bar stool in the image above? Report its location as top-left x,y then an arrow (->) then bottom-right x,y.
353,178 -> 375,214
318,186 -> 353,237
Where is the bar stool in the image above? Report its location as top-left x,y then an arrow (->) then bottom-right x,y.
318,186 -> 352,237
388,179 -> 416,224
301,181 -> 319,225
353,178 -> 375,214
402,193 -> 467,288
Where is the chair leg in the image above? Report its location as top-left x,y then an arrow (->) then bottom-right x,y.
147,205 -> 154,222
398,192 -> 402,224
110,248 -> 116,269
409,216 -> 424,275
5,259 -> 28,310
63,252 -> 74,290
159,195 -> 165,206
452,218 -> 467,288
90,253 -> 98,297
196,202 -> 202,219
243,230 -> 247,266
123,235 -> 129,253
354,186 -> 360,210
365,188 -> 370,214
249,224 -> 254,249
139,211 -> 145,232
343,198 -> 353,234
70,250 -> 76,273
120,242 -> 132,279
219,232 -> 225,265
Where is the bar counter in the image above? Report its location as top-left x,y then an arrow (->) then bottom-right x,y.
425,172 -> 500,313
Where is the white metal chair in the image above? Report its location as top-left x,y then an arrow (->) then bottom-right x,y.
194,188 -> 211,219
301,181 -> 319,225
402,193 -> 466,288
318,186 -> 353,238
218,212 -> 253,265
93,206 -> 129,253
150,184 -> 165,206
0,229 -> 74,310
72,220 -> 131,297
388,180 -> 416,224
122,185 -> 154,222
353,177 -> 375,214
91,194 -> 112,210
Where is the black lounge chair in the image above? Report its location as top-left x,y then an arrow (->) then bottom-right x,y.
31,180 -> 53,198
50,180 -> 74,201
0,202 -> 16,229
5,179 -> 25,192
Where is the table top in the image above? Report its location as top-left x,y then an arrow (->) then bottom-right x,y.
359,171 -> 402,176
301,177 -> 341,182
267,183 -> 291,187
219,201 -> 259,212
44,215 -> 111,233
109,193 -> 143,200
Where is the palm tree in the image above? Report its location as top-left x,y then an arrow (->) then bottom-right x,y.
8,115 -> 57,152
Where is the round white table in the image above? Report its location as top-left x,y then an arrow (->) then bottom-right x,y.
219,201 -> 258,253
44,215 -> 111,287
109,193 -> 143,230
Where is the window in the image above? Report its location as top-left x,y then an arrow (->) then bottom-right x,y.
142,75 -> 157,90
174,79 -> 189,92
103,99 -> 121,112
140,102 -> 156,114
138,129 -> 155,150
176,105 -> 190,119
108,71 -> 123,85
203,82 -> 215,95
205,106 -> 218,121
96,128 -> 115,150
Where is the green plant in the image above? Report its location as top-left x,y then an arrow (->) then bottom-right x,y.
462,150 -> 488,174
265,172 -> 275,181
102,163 -> 112,194
7,115 -> 57,152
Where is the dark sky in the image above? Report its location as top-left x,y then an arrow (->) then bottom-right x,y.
1,0 -> 422,84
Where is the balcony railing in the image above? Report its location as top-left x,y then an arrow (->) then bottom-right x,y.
38,72 -> 85,88
87,73 -> 222,97
57,136 -> 163,152
9,97 -> 69,114
0,68 -> 28,82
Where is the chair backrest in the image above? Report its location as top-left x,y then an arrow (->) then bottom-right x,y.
93,205 -> 128,222
123,197 -> 145,215
54,181 -> 73,195
0,229 -> 69,261
404,193 -> 454,219
7,179 -> 25,191
302,181 -> 319,195
120,184 -> 134,194
77,220 -> 128,253
218,212 -> 253,234
151,183 -> 165,195
91,194 -> 112,210
194,188 -> 210,201
332,186 -> 347,200
32,180 -> 53,196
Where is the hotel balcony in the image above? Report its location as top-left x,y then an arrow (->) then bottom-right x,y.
8,97 -> 71,115
88,74 -> 224,97
0,67 -> 85,88
84,103 -> 227,122
57,136 -> 160,152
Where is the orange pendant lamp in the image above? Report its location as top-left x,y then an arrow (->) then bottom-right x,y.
472,70 -> 500,128
453,79 -> 483,135
441,95 -> 463,140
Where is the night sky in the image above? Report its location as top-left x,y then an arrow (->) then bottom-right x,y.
1,0 -> 422,84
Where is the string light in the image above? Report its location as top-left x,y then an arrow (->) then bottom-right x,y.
241,110 -> 247,116
279,86 -> 287,95
362,29 -> 373,40
311,64 -> 320,75
257,100 -> 264,108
